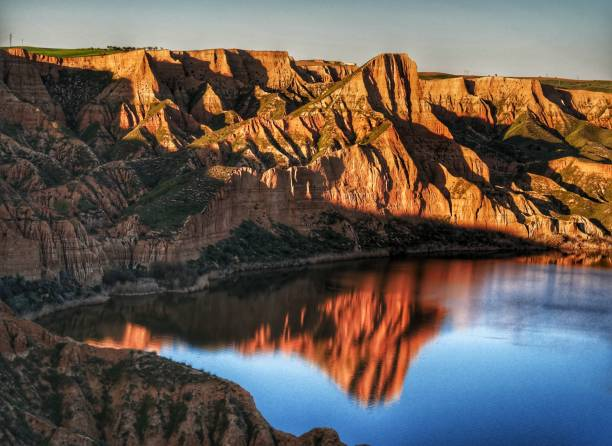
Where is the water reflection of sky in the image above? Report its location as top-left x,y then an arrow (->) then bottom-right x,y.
40,257 -> 612,446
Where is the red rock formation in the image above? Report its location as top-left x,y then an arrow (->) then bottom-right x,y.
55,261 -> 449,406
85,322 -> 165,353
0,49 -> 611,285
296,59 -> 357,83
563,89 -> 612,129
421,77 -> 493,125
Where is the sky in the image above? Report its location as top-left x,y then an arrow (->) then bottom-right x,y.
1,0 -> 610,79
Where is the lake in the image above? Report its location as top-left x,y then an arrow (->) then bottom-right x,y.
39,256 -> 612,446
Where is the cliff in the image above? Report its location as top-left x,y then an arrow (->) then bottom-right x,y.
0,48 -> 611,286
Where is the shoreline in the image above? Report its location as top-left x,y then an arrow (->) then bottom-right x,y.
21,292 -> 111,320
22,244 -> 554,320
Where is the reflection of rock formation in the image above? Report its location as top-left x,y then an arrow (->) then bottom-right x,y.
515,252 -> 612,268
85,322 -> 166,353
238,277 -> 445,405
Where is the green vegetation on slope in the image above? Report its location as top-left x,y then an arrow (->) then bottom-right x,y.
126,170 -> 225,232
197,220 -> 355,271
360,121 -> 391,145
500,113 -> 612,164
43,69 -> 113,128
501,112 -> 575,161
0,275 -> 94,315
257,93 -> 287,119
564,120 -> 612,151
552,163 -> 612,230
101,219 -> 355,289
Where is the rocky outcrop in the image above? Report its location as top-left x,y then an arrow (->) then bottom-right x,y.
295,60 -> 357,83
420,77 -> 493,126
469,76 -> 572,131
0,302 -> 343,445
563,89 -> 612,129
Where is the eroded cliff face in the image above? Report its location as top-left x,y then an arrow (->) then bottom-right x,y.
0,302 -> 342,445
0,48 -> 611,285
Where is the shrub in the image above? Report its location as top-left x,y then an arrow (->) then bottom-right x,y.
164,401 -> 188,439
101,269 -> 137,286
149,262 -> 199,288
53,199 -> 70,216
136,395 -> 155,441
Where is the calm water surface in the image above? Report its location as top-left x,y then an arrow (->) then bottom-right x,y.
40,257 -> 612,446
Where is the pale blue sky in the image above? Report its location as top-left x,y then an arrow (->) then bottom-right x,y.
1,0 -> 610,79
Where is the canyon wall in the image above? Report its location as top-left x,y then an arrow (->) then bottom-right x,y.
0,48 -> 611,284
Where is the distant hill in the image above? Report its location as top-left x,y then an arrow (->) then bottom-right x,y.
419,71 -> 612,93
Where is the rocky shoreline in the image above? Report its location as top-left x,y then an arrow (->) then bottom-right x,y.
0,301 -> 344,445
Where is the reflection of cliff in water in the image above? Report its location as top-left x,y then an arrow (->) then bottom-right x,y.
41,259 -> 511,404
238,272 -> 445,404
514,252 -> 612,268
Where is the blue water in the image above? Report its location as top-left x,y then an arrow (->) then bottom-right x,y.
41,257 -> 612,445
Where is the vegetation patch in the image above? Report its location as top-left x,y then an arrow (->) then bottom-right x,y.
537,78 -> 612,94
0,274 -> 86,315
79,123 -> 101,143
194,220 -> 355,272
164,401 -> 188,439
501,112 -> 575,161
188,119 -> 249,148
564,120 -> 612,156
53,199 -> 71,216
77,197 -> 97,213
136,395 -> 155,441
106,138 -> 149,161
257,93 -> 286,119
360,121 -> 391,145
127,151 -> 195,188
125,170 -> 224,232
43,69 -> 113,128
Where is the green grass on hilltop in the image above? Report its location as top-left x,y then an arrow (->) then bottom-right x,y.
3,46 -> 128,58
564,119 -> 612,153
419,71 -> 612,93
536,78 -> 612,94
